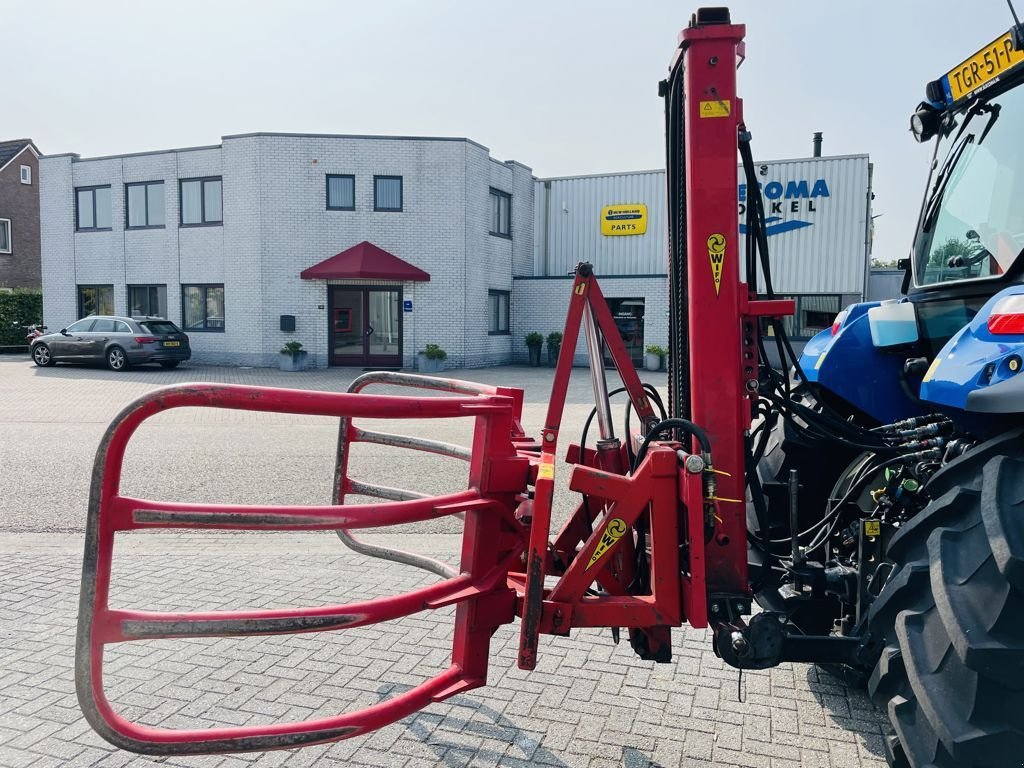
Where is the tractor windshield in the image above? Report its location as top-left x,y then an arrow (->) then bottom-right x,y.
914,83 -> 1024,287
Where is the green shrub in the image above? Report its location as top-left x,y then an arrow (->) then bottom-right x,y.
546,331 -> 563,347
423,343 -> 447,361
0,289 -> 43,348
525,332 -> 544,348
645,344 -> 668,357
280,341 -> 304,354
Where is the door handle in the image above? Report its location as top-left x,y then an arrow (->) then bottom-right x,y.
365,325 -> 374,337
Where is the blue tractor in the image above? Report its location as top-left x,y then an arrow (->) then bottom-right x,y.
748,19 -> 1024,768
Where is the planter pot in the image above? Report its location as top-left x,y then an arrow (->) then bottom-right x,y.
279,350 -> 309,372
645,352 -> 663,372
417,353 -> 445,374
547,345 -> 561,366
528,345 -> 542,367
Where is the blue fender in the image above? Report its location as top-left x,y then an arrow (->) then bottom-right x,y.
920,285 -> 1024,414
798,301 -> 924,424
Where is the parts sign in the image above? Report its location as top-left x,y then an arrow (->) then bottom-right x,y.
601,204 -> 648,236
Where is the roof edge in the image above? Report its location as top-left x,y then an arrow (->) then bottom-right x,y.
224,131 -> 490,153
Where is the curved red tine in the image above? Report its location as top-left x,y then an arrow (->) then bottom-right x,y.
77,382 -> 525,755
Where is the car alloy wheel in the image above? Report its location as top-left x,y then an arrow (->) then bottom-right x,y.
107,347 -> 127,371
32,345 -> 52,367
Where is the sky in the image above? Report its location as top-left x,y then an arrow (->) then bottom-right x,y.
2,0 -> 1019,262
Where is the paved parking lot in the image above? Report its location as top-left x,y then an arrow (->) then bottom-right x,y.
0,358 -> 887,767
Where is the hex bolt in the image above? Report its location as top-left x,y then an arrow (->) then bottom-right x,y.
745,379 -> 759,392
544,433 -> 555,443
711,603 -> 721,614
730,632 -> 750,657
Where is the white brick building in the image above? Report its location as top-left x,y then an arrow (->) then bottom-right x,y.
39,133 -> 534,368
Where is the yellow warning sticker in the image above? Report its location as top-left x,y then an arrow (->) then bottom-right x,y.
864,520 -> 881,537
699,99 -> 731,118
707,233 -> 726,297
537,454 -> 555,480
586,518 -> 628,571
574,283 -> 586,295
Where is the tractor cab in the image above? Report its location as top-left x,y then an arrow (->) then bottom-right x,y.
907,27 -> 1024,356
800,24 -> 1024,426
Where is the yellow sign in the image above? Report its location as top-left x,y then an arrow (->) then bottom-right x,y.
586,518 -> 628,571
864,520 -> 881,537
699,99 -> 731,118
601,204 -> 648,236
707,233 -> 726,297
946,32 -> 1024,104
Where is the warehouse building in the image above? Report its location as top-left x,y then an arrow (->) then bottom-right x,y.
38,133 -> 871,369
515,154 -> 873,364
39,133 -> 533,368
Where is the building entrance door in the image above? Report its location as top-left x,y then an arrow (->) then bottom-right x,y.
329,287 -> 402,367
602,297 -> 645,368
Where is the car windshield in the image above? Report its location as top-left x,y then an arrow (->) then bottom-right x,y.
914,82 -> 1024,287
140,321 -> 180,335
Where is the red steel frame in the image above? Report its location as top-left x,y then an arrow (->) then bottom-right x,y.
76,13 -> 796,757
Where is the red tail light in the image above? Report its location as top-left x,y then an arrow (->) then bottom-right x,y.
831,309 -> 849,336
988,295 -> 1024,334
134,336 -> 158,344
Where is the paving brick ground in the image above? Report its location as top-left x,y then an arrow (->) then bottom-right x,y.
0,359 -> 888,766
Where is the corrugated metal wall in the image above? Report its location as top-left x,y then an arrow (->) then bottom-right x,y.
867,269 -> 906,301
535,155 -> 872,296
535,170 -> 668,277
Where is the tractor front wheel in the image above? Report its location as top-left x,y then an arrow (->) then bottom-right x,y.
867,429 -> 1024,767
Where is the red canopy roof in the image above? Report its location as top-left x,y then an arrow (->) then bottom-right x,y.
300,241 -> 430,281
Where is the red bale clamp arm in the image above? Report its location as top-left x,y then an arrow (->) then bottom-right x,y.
76,383 -> 530,754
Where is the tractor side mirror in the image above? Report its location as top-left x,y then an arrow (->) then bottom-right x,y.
897,258 -> 912,295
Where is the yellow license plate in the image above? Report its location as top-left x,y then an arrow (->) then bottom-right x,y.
163,341 -> 180,347
946,31 -> 1024,103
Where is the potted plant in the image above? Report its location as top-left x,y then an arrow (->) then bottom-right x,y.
645,344 -> 667,372
417,343 -> 447,373
525,332 -> 544,367
279,341 -> 309,372
546,332 -> 563,366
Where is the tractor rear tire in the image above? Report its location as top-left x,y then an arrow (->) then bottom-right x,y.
866,428 -> 1024,768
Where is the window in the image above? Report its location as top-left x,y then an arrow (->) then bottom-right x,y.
182,284 -> 225,331
0,219 -> 10,254
488,290 -> 510,335
327,174 -> 355,210
180,177 -> 223,226
374,176 -> 403,211
126,181 -> 165,228
66,319 -> 95,333
76,186 -> 112,231
20,165 -> 31,185
764,294 -> 842,340
139,320 -> 181,335
77,285 -> 114,318
128,285 -> 167,318
490,188 -> 511,237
